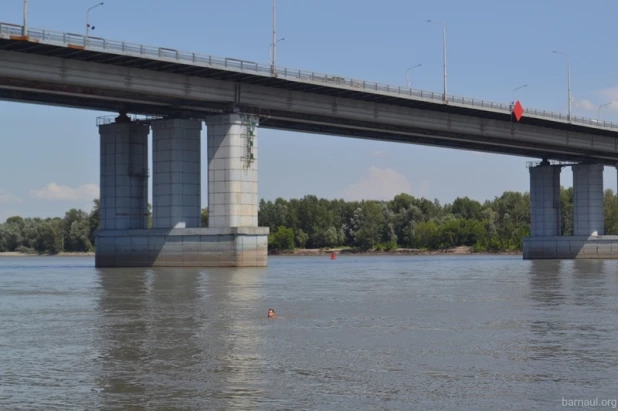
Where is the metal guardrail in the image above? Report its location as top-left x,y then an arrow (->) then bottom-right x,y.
2,22 -> 618,131
526,160 -> 580,168
96,114 -> 163,126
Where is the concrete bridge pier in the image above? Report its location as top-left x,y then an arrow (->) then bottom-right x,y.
95,114 -> 268,268
151,118 -> 202,230
529,162 -> 562,237
523,162 -> 618,259
572,163 -> 604,237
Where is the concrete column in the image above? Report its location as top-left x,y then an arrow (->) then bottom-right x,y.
151,118 -> 202,229
205,113 -> 258,228
529,165 -> 561,236
573,163 -> 604,236
99,118 -> 150,230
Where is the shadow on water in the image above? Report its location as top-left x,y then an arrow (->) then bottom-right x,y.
524,259 -> 618,403
527,259 -> 566,308
93,266 -> 269,410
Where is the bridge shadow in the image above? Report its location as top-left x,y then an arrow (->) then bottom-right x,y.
523,259 -> 617,400
93,266 -> 269,409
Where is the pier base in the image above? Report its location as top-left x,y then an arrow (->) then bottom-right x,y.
95,228 -> 268,267
523,236 -> 618,259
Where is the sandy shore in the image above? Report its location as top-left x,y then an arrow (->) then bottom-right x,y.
0,251 -> 95,257
0,247 -> 521,258
272,246 -> 522,256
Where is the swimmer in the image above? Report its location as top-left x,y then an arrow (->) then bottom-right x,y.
267,308 -> 276,318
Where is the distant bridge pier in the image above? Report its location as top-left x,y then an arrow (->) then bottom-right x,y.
95,114 -> 268,268
523,162 -> 618,259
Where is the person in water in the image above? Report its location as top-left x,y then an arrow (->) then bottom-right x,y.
267,308 -> 276,318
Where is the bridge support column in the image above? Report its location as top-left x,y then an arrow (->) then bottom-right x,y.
524,162 -> 618,259
573,163 -> 604,236
95,114 -> 268,268
529,164 -> 561,237
151,118 -> 202,229
206,113 -> 258,228
205,113 -> 268,265
95,115 -> 150,266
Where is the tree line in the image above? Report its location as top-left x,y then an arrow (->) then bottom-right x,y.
1,188 -> 617,254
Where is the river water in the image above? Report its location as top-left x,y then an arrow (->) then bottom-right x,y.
1,255 -> 617,410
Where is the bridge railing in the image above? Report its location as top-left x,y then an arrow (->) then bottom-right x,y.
3,22 -> 618,132
526,160 -> 580,168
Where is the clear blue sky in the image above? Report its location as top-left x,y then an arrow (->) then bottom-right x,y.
2,0 -> 618,221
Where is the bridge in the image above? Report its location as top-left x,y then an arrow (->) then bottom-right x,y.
1,22 -> 617,265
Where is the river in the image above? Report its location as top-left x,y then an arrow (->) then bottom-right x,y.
1,255 -> 617,410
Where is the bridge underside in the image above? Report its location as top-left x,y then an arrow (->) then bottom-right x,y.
1,85 -> 617,165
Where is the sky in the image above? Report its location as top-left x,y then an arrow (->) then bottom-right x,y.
2,0 -> 618,221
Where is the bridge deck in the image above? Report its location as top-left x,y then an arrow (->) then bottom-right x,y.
1,22 -> 617,137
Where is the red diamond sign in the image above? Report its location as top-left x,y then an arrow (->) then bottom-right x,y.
513,100 -> 524,122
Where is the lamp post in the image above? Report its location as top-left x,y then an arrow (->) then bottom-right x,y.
22,0 -> 28,36
513,84 -> 528,107
270,37 -> 285,65
427,20 -> 447,102
599,102 -> 613,121
553,50 -> 571,121
513,84 -> 527,101
86,2 -> 104,42
271,0 -> 277,75
406,64 -> 422,87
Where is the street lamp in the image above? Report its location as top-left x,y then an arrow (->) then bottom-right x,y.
553,50 -> 571,121
514,84 -> 527,98
406,64 -> 422,87
270,37 -> 285,65
513,84 -> 527,103
271,0 -> 278,75
599,101 -> 613,121
22,0 -> 28,36
427,19 -> 447,102
86,2 -> 104,42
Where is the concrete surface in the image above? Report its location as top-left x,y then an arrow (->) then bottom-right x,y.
152,118 -> 202,229
523,236 -> 618,259
99,120 -> 150,230
206,113 -> 259,228
572,164 -> 604,236
529,165 -> 561,237
95,227 -> 269,267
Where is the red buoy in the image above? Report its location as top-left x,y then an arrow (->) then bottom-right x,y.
331,252 -> 336,260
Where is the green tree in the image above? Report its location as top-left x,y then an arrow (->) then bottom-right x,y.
604,189 -> 618,235
68,219 -> 93,252
560,187 -> 574,236
0,222 -> 22,251
147,203 -> 153,229
268,226 -> 295,251
351,201 -> 385,250
89,199 -> 100,246
63,209 -> 89,251
294,228 -> 309,248
414,221 -> 438,249
452,197 -> 483,220
36,219 -> 64,254
201,207 -> 209,227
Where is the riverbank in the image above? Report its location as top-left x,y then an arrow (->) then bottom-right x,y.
0,246 -> 521,257
271,246 -> 522,256
0,251 -> 95,257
